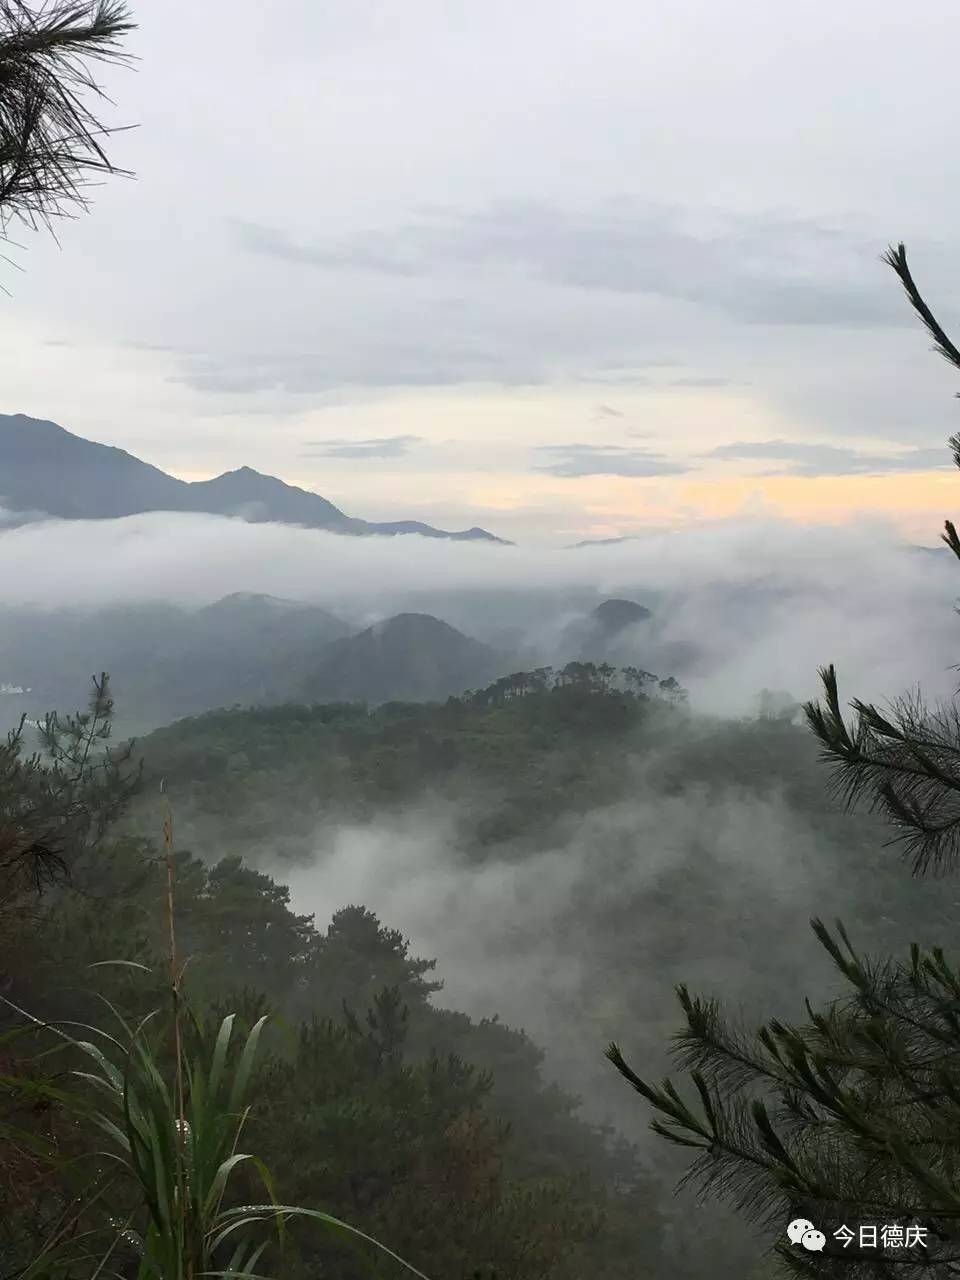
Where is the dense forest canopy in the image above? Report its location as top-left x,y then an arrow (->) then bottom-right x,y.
5,648 -> 958,1278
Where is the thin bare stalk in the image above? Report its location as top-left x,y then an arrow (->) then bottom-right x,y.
161,779 -> 189,1277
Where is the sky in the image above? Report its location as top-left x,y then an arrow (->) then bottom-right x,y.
6,0 -> 960,544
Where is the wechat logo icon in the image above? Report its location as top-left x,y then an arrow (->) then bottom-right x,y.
787,1219 -> 826,1252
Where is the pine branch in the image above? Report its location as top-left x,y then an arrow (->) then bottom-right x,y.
0,0 -> 135,232
883,243 -> 960,378
805,671 -> 960,874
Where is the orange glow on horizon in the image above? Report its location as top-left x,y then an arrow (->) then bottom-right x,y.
674,470 -> 960,538
162,465 -> 960,544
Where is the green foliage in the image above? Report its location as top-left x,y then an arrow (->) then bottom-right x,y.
3,990 -> 431,1280
0,673 -> 141,912
803,248 -> 960,877
608,921 -> 960,1276
248,995 -> 601,1280
2,800 -> 661,1278
127,665 -> 684,863
10,653 -> 939,1279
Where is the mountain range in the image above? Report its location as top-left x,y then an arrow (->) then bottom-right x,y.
0,593 -> 660,735
0,595 -> 510,734
0,413 -> 510,543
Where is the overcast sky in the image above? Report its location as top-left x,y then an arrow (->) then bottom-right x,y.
6,0 -> 960,544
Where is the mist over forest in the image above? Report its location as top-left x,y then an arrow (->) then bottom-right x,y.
9,1 -> 960,1278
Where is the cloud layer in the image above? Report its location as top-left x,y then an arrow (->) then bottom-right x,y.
233,203 -> 904,327
1,511 -> 957,716
300,434 -> 422,459
533,442 -> 690,477
706,439 -> 955,477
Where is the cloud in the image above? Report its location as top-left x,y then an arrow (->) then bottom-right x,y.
274,743 -> 950,1140
706,439 -> 954,477
122,340 -> 186,355
231,219 -> 423,278
668,375 -> 740,388
278,783 -> 839,1105
11,0 -> 960,509
533,442 -> 690,478
170,342 -> 547,396
231,202 -> 907,329
300,434 -> 423,459
595,404 -> 624,418
2,509 -> 956,716
181,205 -> 944,411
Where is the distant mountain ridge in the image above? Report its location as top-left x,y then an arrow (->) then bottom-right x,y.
558,595 -> 656,664
0,413 -> 510,543
567,535 -> 642,548
299,612 -> 505,705
0,594 -> 514,734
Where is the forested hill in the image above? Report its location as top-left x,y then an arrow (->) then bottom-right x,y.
129,662 -> 691,859
113,665 -> 960,1280
4,796 -> 667,1279
3,667 -> 733,1280
128,665 -> 954,1012
7,669 -> 959,1279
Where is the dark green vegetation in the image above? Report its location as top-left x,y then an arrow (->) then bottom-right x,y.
2,675 -> 675,1279
0,414 -> 507,541
2,666 -> 958,1278
8,659 -> 942,1278
128,662 -> 691,861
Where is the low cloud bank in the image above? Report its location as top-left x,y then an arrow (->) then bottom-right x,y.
1,510 -> 956,715
278,763 -> 942,1129
282,784 -> 825,1034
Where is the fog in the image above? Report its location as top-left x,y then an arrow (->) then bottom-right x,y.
279,778 -> 845,1111
265,702 -> 954,1185
2,509 -> 957,714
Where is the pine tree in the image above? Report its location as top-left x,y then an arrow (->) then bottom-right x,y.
0,672 -> 141,922
606,245 -> 960,1278
0,0 -> 135,236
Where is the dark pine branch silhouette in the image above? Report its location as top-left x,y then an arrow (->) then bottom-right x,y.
803,245 -> 960,877
0,0 -> 135,237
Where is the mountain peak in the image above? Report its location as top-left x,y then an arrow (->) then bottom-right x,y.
201,591 -> 303,613
590,598 -> 653,631
372,612 -> 463,639
211,465 -> 262,482
301,611 -> 503,704
0,413 -> 507,542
